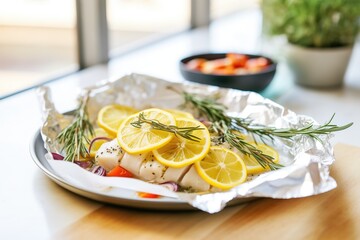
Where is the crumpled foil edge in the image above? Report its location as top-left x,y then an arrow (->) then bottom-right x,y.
36,73 -> 337,213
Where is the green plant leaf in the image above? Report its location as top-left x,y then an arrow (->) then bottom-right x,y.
261,0 -> 360,47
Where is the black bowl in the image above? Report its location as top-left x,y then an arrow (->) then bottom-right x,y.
179,53 -> 277,92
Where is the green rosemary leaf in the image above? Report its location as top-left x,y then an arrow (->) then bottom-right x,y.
130,112 -> 203,142
181,91 -> 352,170
56,93 -> 94,162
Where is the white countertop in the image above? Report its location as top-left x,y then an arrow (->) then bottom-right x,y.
0,9 -> 359,239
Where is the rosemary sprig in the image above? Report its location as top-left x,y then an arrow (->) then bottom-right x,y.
212,121 -> 282,170
131,112 -> 203,142
183,91 -> 352,139
183,91 -> 230,124
56,94 -> 94,161
182,91 -> 352,169
233,114 -> 353,143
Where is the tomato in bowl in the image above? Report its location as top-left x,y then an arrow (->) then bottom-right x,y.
179,53 -> 277,92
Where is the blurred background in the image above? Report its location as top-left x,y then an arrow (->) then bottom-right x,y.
0,0 -> 258,97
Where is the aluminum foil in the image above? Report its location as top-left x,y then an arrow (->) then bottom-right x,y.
37,73 -> 337,213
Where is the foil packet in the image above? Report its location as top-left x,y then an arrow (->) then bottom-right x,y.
37,73 -> 336,213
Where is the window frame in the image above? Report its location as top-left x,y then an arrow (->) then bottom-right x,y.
76,0 -> 210,68
0,0 -> 211,99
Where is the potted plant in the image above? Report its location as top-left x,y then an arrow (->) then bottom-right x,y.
261,0 -> 360,88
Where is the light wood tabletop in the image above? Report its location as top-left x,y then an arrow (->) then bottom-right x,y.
51,144 -> 360,240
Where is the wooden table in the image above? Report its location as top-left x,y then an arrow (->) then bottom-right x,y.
51,144 -> 359,240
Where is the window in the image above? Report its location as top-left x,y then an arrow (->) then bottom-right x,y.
211,0 -> 259,19
0,0 -> 260,99
107,0 -> 190,56
0,0 -> 77,98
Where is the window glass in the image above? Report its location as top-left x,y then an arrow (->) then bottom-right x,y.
211,0 -> 259,19
0,0 -> 77,98
107,0 -> 190,55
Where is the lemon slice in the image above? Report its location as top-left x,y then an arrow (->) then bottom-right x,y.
195,146 -> 247,190
117,108 -> 176,154
243,143 -> 279,174
164,109 -> 194,119
97,104 -> 138,136
87,128 -> 112,157
153,118 -> 210,168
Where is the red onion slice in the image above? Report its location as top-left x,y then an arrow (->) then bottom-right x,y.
51,152 -> 64,160
160,182 -> 179,192
88,137 -> 112,153
91,166 -> 106,176
75,160 -> 93,169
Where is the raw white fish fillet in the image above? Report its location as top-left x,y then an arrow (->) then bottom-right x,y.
139,153 -> 167,182
180,165 -> 210,192
95,139 -> 124,171
120,152 -> 148,177
159,165 -> 191,183
95,140 -> 211,192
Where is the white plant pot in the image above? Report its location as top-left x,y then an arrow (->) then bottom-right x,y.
285,44 -> 353,88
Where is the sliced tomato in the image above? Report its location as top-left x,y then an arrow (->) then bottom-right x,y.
107,166 -> 133,178
226,53 -> 248,68
212,66 -> 236,75
202,58 -> 232,74
245,57 -> 269,70
137,192 -> 160,199
186,58 -> 206,71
